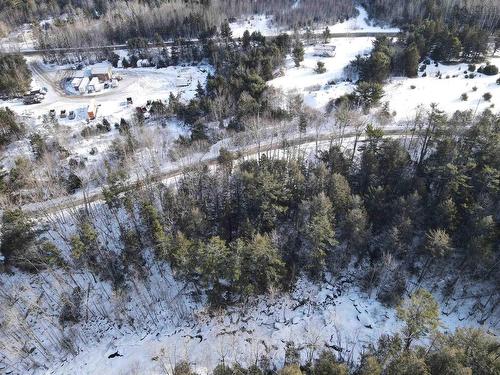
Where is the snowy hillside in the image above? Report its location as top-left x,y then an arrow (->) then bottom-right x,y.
229,6 -> 399,38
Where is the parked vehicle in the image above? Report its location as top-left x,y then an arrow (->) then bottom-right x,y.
68,111 -> 76,120
127,97 -> 133,105
49,109 -> 56,117
60,110 -> 67,118
23,96 -> 42,105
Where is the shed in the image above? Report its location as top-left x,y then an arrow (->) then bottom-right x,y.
78,77 -> 90,93
313,45 -> 336,57
91,65 -> 112,82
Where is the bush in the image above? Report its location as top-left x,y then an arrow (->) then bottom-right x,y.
59,287 -> 83,325
483,92 -> 492,101
410,85 -> 416,89
468,64 -> 476,72
314,61 -> 327,74
472,86 -> 478,92
460,93 -> 468,101
478,64 -> 498,75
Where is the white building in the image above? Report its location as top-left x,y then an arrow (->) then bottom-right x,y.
88,77 -> 103,92
78,77 -> 90,93
71,78 -> 82,89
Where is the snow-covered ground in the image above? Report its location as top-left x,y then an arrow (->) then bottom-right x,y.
229,6 -> 399,38
384,59 -> 500,121
271,43 -> 500,121
269,37 -> 375,108
1,257 -> 494,375
229,15 -> 278,39
0,58 -> 212,171
317,5 -> 399,34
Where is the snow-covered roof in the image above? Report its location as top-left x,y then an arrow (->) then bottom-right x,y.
89,77 -> 100,86
71,70 -> 85,78
91,66 -> 112,75
78,77 -> 90,90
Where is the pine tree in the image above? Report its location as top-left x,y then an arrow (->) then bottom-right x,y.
303,193 -> 337,279
404,43 -> 420,78
292,40 -> 304,67
242,30 -> 251,49
397,289 -> 440,349
220,20 -> 232,41
298,113 -> 307,134
195,81 -> 205,99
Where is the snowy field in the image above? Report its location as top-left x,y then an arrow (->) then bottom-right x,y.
269,37 -> 374,108
0,5 -> 499,374
384,59 -> 500,121
271,47 -> 500,121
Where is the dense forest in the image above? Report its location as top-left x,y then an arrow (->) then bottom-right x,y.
0,106 -> 498,372
2,0 -> 356,47
0,54 -> 31,97
0,0 -> 499,372
363,0 -> 500,32
3,108 -> 498,309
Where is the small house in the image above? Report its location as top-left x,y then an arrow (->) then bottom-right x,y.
87,99 -> 97,120
91,66 -> 112,82
78,77 -> 90,93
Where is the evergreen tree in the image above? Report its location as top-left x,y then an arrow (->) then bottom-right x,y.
292,40 -> 305,67
0,209 -> 35,266
242,29 -> 251,49
302,193 -> 337,279
404,43 -> 420,78
220,20 -> 232,41
397,289 -> 440,349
